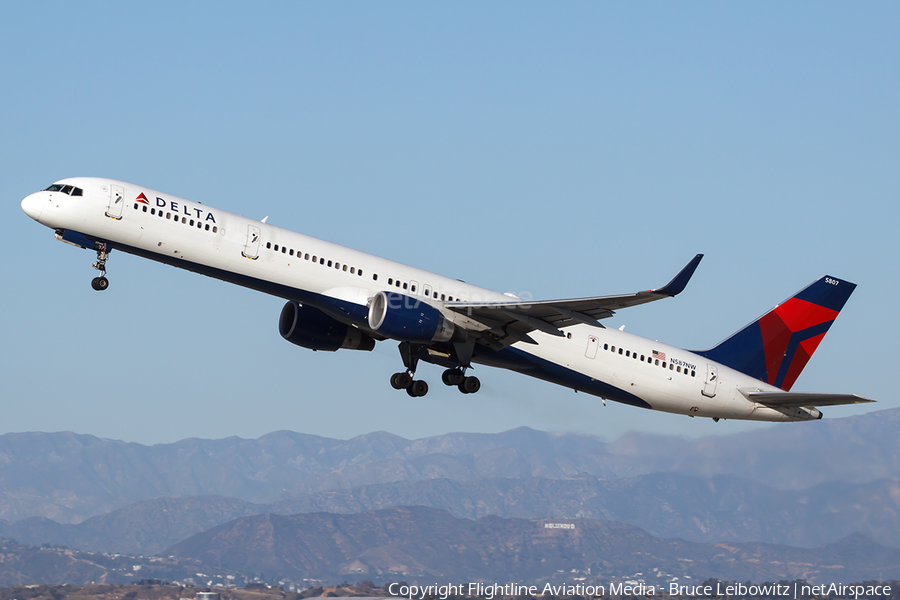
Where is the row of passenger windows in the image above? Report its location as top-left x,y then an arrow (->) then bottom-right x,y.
264,241 -> 460,302
604,343 -> 696,377
133,203 -> 219,233
266,241 -> 365,277
45,184 -> 83,196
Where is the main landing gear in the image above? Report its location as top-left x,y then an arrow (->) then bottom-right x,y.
90,244 -> 111,291
391,342 -> 481,397
441,367 -> 481,394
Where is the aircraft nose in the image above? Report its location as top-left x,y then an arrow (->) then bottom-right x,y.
21,193 -> 44,221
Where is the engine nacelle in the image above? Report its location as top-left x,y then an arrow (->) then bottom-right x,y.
367,291 -> 455,343
279,301 -> 375,352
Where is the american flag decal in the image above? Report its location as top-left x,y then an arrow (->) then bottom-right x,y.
652,350 -> 666,361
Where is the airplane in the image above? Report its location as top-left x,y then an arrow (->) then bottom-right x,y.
21,177 -> 873,422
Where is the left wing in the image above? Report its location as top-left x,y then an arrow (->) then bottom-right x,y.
445,254 -> 703,345
746,391 -> 875,408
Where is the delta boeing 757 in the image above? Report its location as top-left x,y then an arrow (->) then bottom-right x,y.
21,178 -> 873,422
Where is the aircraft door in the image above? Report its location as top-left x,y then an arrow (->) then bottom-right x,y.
702,363 -> 718,398
585,335 -> 599,359
242,225 -> 261,260
106,185 -> 125,220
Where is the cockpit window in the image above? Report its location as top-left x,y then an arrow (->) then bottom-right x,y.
44,184 -> 84,196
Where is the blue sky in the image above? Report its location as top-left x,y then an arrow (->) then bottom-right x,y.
2,3 -> 897,445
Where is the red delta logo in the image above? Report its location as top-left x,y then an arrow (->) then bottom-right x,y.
136,193 -> 150,205
760,297 -> 838,391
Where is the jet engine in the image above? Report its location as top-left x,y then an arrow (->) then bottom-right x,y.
367,291 -> 455,343
279,301 -> 375,352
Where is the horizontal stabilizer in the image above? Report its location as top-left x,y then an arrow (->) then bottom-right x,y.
745,391 -> 874,408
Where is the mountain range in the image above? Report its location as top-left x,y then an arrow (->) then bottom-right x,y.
0,407 -> 897,584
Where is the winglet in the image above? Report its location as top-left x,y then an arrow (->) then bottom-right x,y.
652,254 -> 703,297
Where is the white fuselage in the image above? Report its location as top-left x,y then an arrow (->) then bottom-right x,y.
21,177 -> 817,423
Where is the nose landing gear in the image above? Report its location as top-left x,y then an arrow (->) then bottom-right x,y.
90,244 -> 111,291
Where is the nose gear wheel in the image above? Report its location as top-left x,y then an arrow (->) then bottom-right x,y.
90,243 -> 112,291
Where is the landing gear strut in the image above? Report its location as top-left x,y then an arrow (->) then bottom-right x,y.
390,342 -> 430,397
90,244 -> 111,291
390,342 -> 481,397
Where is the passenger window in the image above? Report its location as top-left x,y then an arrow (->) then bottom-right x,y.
625,350 -> 630,357
691,370 -> 696,377
611,346 -> 616,352
373,274 -> 378,281
143,206 -> 148,213
350,267 -> 355,274
213,227 -> 218,233
282,247 -> 287,254
320,258 -> 325,265
618,348 -> 623,355
396,281 -> 401,288
640,355 -> 645,361
677,366 -> 681,373
388,278 -> 393,285
335,262 -> 339,269
327,260 -> 332,266
359,270 -> 363,276
655,359 -> 660,366
167,213 -> 171,219
289,249 -> 294,256
305,254 -> 309,260
151,208 -> 156,215
411,285 -> 416,292
441,294 -> 445,301
343,265 -> 348,272
604,344 -> 609,350
403,283 -> 407,289
274,245 -> 279,251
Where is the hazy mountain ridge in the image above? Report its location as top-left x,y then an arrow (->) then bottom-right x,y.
0,511 -> 897,586
3,474 -> 898,556
0,408 -> 896,526
163,506 -> 900,584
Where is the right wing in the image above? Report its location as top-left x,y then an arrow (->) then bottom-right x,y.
445,254 -> 703,346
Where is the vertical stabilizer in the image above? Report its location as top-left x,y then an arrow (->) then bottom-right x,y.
695,276 -> 856,390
